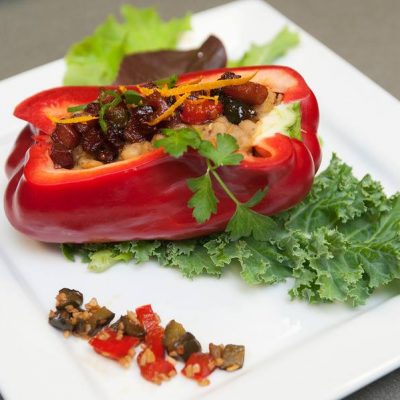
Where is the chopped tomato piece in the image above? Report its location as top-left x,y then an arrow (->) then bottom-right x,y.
89,328 -> 139,361
180,99 -> 223,124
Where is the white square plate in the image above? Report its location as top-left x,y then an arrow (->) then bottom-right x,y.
1,1 -> 400,399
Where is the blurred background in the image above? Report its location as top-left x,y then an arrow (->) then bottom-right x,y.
0,1 -> 399,399
0,0 -> 399,99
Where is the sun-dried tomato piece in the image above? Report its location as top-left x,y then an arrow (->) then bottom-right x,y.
180,99 -> 223,124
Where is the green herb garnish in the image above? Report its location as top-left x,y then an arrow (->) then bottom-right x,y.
123,90 -> 142,105
154,129 -> 274,232
67,104 -> 88,113
154,74 -> 178,89
98,90 -> 122,132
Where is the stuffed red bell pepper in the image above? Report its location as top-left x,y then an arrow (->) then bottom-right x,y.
4,66 -> 320,243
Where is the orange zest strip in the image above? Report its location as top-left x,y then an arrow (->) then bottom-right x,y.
197,95 -> 219,104
47,114 -> 99,124
159,72 -> 258,97
136,81 -> 203,96
147,93 -> 190,126
137,86 -> 156,96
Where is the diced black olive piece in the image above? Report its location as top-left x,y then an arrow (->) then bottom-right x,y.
106,122 -> 125,148
163,320 -> 186,352
144,92 -> 169,117
123,120 -> 146,143
159,112 -> 181,128
220,71 -> 241,80
73,319 -> 89,335
106,104 -> 130,129
74,119 -> 98,135
86,306 -> 115,336
211,71 -> 241,96
81,127 -> 105,155
84,102 -> 100,115
56,288 -> 83,310
95,144 -> 117,164
132,105 -> 155,122
111,315 -> 146,338
49,310 -> 73,332
165,95 -> 177,106
221,96 -> 257,125
171,332 -> 202,361
121,315 -> 145,338
50,143 -> 74,169
124,105 -> 157,143
51,124 -> 80,149
209,343 -> 245,371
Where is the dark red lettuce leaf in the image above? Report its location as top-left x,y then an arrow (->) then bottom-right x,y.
114,36 -> 227,85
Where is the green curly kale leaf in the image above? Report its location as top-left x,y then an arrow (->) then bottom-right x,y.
63,155 -> 400,306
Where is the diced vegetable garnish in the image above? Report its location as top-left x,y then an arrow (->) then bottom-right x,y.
137,350 -> 177,384
209,343 -> 245,371
48,309 -> 74,332
163,320 -> 202,361
48,289 -> 245,386
55,288 -> 83,310
170,332 -> 202,362
48,289 -> 115,338
163,320 -> 186,352
111,313 -> 146,338
136,304 -> 165,359
89,328 -> 140,366
182,352 -> 216,385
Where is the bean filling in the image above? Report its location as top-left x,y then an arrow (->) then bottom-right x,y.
49,72 -> 282,169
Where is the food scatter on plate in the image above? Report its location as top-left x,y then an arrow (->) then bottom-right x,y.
49,288 -> 245,386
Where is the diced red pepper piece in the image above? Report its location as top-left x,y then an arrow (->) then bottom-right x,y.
182,352 -> 216,382
136,304 -> 165,359
180,99 -> 223,124
89,328 -> 139,361
144,326 -> 165,359
137,349 -> 177,385
136,304 -> 159,331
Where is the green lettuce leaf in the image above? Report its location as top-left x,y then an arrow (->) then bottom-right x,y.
64,6 -> 190,85
229,26 -> 300,67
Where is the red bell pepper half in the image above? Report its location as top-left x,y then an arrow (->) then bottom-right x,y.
5,66 -> 320,243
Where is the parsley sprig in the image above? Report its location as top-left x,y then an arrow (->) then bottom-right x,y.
154,128 -> 276,240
